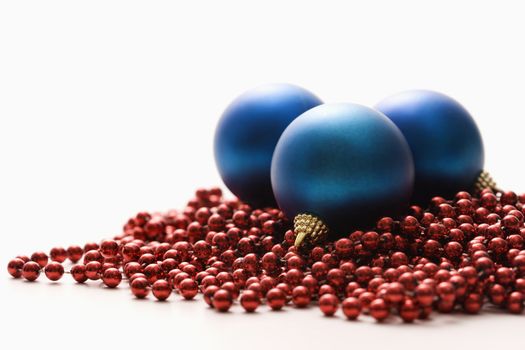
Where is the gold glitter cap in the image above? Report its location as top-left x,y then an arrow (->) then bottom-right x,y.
294,213 -> 329,247
474,170 -> 500,193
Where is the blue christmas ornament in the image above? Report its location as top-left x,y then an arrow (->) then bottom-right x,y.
214,83 -> 322,207
271,103 -> 414,246
375,90 -> 488,203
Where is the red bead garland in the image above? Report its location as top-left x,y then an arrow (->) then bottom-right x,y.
6,187 -> 525,322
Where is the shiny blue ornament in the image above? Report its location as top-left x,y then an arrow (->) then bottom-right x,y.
214,83 -> 322,207
271,103 -> 414,238
375,90 -> 484,203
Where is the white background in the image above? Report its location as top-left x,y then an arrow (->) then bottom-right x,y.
1,1 -> 524,349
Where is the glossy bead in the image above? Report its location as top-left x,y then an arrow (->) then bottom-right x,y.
49,247 -> 67,263
240,290 -> 260,312
31,251 -> 48,268
507,292 -> 524,314
319,294 -> 339,316
71,264 -> 88,283
214,83 -> 322,206
152,279 -> 172,301
100,240 -> 119,258
85,261 -> 102,280
399,298 -> 418,322
463,293 -> 482,314
266,287 -> 287,310
212,289 -> 233,312
376,90 -> 484,202
369,298 -> 389,321
203,285 -> 220,306
67,245 -> 83,263
415,283 -> 434,306
44,262 -> 64,281
193,240 -> 212,260
292,286 -> 311,308
221,281 -> 240,299
7,258 -> 25,278
342,297 -> 361,320
102,268 -> 122,288
516,278 -> 525,294
179,278 -> 198,300
22,261 -> 41,281
143,263 -> 163,284
131,277 -> 150,298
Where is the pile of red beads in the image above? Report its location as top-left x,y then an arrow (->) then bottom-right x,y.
7,187 -> 525,322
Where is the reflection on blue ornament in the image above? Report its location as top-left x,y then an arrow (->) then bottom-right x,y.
375,90 -> 484,203
271,103 -> 414,236
214,83 -> 322,206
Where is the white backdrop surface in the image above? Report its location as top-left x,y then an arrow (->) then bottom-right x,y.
1,1 -> 524,349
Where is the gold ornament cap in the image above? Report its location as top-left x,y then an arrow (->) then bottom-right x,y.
474,170 -> 499,193
294,213 -> 329,247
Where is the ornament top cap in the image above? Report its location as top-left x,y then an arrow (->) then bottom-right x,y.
474,170 -> 500,193
293,213 -> 329,247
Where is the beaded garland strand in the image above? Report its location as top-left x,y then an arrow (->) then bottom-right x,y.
7,187 -> 525,322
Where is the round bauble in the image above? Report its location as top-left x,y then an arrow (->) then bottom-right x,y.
375,90 -> 485,203
271,103 -> 414,246
214,83 -> 322,207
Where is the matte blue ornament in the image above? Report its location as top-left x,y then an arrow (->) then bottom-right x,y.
271,103 -> 414,246
214,83 -> 322,207
375,90 -> 486,203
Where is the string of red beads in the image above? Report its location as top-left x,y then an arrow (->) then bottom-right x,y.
6,187 -> 525,322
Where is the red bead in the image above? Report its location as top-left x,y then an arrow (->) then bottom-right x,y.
100,240 -> 119,258
319,294 -> 339,316
507,291 -> 524,314
463,293 -> 482,314
131,277 -> 150,298
415,283 -> 434,306
208,214 -> 225,232
398,272 -> 417,291
516,278 -> 525,294
22,261 -> 41,281
44,262 -> 64,281
385,282 -> 405,305
71,264 -> 88,283
335,238 -> 353,258
203,285 -> 220,306
143,263 -> 163,283
390,252 -> 408,267
102,268 -> 122,288
292,286 -> 310,308
266,288 -> 286,310
7,258 -> 25,278
436,281 -> 455,303
83,250 -> 102,264
49,247 -> 67,263
122,243 -> 140,262
369,298 -> 389,321
240,290 -> 260,312
221,281 -> 240,299
399,298 -> 418,322
193,240 -> 212,259
85,261 -> 102,280
66,245 -> 83,263
342,297 -> 361,320
311,261 -> 328,280
31,251 -> 48,268
326,268 -> 345,289
212,289 -> 233,312
152,279 -> 172,301
179,278 -> 198,300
